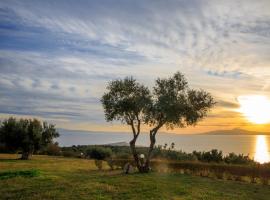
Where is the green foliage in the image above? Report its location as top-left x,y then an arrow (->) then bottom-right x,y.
150,145 -> 197,161
62,150 -> 78,157
101,72 -> 215,129
41,122 -> 59,146
86,146 -> 112,170
163,150 -> 197,161
193,149 -> 223,163
101,77 -> 151,124
224,152 -> 254,164
101,72 -> 215,172
0,117 -> 59,159
0,169 -> 40,180
43,142 -> 61,156
60,145 -> 258,166
86,146 -> 112,160
146,72 -> 215,128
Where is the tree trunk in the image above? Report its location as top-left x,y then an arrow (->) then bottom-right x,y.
142,131 -> 156,172
129,138 -> 142,171
144,123 -> 163,173
129,118 -> 147,172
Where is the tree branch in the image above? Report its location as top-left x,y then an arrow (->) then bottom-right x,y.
130,120 -> 137,137
135,114 -> 141,137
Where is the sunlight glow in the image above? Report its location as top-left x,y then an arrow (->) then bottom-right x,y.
254,135 -> 270,164
237,95 -> 270,124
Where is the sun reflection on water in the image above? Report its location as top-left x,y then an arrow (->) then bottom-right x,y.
254,135 -> 270,164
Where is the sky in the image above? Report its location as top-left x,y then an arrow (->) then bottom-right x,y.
0,0 -> 270,134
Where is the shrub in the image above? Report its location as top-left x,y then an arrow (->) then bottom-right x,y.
193,149 -> 223,163
62,151 -> 78,157
86,146 -> 112,160
44,143 -> 61,156
224,153 -> 253,165
86,146 -> 112,170
151,146 -> 197,161
116,152 -> 131,159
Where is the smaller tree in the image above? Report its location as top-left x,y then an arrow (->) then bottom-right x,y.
0,117 -> 59,160
143,72 -> 215,171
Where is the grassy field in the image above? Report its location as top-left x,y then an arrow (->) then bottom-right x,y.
0,154 -> 270,200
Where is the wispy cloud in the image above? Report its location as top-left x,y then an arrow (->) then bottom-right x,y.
0,0 -> 270,132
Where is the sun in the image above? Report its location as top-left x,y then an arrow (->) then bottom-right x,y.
237,95 -> 270,124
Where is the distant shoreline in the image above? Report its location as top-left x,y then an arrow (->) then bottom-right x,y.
58,128 -> 270,136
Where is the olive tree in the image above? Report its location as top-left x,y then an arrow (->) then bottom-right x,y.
101,72 -> 215,172
0,117 -> 59,160
101,77 -> 151,171
144,73 -> 215,171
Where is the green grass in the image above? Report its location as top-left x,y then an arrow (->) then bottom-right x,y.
0,154 -> 269,200
0,169 -> 40,180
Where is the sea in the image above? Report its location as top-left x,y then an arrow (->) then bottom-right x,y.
56,129 -> 270,163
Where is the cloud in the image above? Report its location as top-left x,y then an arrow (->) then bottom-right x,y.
216,100 -> 239,109
0,0 -> 270,131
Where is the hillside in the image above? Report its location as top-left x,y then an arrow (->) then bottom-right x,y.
105,142 -> 130,146
200,128 -> 270,135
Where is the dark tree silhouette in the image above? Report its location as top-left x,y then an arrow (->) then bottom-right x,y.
0,117 -> 59,160
101,72 -> 215,172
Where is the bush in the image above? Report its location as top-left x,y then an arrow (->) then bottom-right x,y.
224,153 -> 253,165
151,145 -> 197,161
62,151 -> 78,157
193,149 -> 223,163
86,146 -> 112,170
86,146 -> 112,160
116,152 -> 131,159
44,143 -> 61,156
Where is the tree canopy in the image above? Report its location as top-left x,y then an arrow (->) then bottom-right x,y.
0,117 -> 59,159
101,72 -> 215,172
101,77 -> 151,124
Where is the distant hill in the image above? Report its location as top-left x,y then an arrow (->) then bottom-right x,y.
104,142 -> 130,146
200,128 -> 270,135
